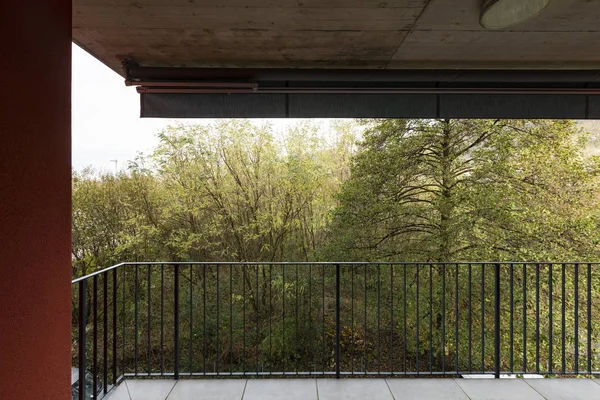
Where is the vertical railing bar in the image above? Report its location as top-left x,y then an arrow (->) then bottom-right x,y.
103,272 -> 108,393
148,264 -> 152,376
121,266 -> 125,377
494,263 -> 500,379
216,265 -> 220,375
112,268 -> 118,386
523,263 -> 527,373
455,263 -> 459,375
190,265 -> 193,376
351,264 -> 354,374
390,264 -> 393,376
429,264 -> 433,375
78,280 -> 87,400
135,264 -> 139,376
549,263 -> 553,374
259,264 -> 262,375
335,263 -> 341,379
535,263 -> 540,374
403,264 -> 407,374
280,264 -> 284,375
587,263 -> 592,374
509,263 -> 514,373
312,264 -> 316,376
93,275 -> 98,399
203,264 -> 206,374
561,263 -> 565,374
481,263 -> 485,373
240,265 -> 246,375
441,263 -> 445,374
269,264 -> 273,375
364,264 -> 368,374
416,264 -> 420,374
377,263 -> 381,374
174,264 -> 180,380
323,264 -> 326,373
468,263 -> 472,374
575,263 -> 579,374
160,265 -> 164,375
230,264 -> 233,373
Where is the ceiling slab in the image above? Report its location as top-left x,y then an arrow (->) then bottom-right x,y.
73,0 -> 600,75
75,28 -> 409,68
389,31 -> 600,69
386,0 -> 600,68
414,0 -> 600,31
75,0 -> 427,7
74,5 -> 421,30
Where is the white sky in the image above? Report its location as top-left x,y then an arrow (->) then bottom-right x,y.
71,43 -> 600,173
72,43 -> 328,172
72,44 -> 166,172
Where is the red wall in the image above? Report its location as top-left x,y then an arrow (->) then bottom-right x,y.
0,0 -> 72,398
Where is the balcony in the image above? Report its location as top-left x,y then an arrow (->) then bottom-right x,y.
72,262 -> 600,400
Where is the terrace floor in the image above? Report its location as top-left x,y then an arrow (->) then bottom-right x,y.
106,377 -> 600,400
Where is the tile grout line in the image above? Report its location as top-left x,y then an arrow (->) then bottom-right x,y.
240,379 -> 249,400
452,379 -> 473,400
522,379 -> 550,400
163,380 -> 179,400
383,379 -> 396,400
315,379 -> 319,400
124,380 -> 133,400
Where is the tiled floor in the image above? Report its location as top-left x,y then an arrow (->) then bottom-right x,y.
106,378 -> 600,400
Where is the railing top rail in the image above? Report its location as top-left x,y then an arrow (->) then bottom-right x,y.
71,262 -> 127,284
71,260 -> 600,285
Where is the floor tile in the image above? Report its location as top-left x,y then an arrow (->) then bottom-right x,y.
105,382 -> 131,400
106,378 -> 600,400
317,379 -> 393,400
243,379 -> 317,400
525,378 -> 600,400
126,380 -> 176,400
386,378 -> 469,400
167,379 -> 247,400
456,379 -> 545,400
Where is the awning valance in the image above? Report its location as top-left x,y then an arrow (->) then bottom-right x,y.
124,66 -> 600,119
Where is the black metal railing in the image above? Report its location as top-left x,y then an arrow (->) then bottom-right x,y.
72,262 -> 600,399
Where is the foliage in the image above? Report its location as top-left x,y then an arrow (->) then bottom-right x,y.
73,120 -> 358,278
326,119 -> 600,262
72,118 -> 600,376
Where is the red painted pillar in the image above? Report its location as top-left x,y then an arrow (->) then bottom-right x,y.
0,0 -> 72,399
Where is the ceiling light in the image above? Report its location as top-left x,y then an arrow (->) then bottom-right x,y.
480,0 -> 551,29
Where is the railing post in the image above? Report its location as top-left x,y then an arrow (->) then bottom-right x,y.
103,272 -> 108,394
335,263 -> 341,379
92,275 -> 98,399
78,279 -> 87,400
112,268 -> 118,386
174,264 -> 180,380
494,263 -> 501,379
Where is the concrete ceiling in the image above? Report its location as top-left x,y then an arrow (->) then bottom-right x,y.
73,0 -> 600,75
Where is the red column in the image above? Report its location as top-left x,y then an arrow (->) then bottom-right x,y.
0,0 -> 72,398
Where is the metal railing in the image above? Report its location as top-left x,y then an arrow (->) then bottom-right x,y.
72,262 -> 600,399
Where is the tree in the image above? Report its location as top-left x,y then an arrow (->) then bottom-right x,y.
328,119 -> 600,262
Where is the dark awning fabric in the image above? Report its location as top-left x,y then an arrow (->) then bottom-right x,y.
129,67 -> 600,119
142,93 -> 600,119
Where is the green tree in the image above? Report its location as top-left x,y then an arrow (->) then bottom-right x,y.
328,119 -> 600,262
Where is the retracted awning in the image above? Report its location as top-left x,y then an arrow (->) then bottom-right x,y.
125,65 -> 600,119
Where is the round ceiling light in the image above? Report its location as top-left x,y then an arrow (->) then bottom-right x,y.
480,0 -> 551,29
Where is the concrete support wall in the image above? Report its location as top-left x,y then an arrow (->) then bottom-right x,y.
0,0 -> 72,398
